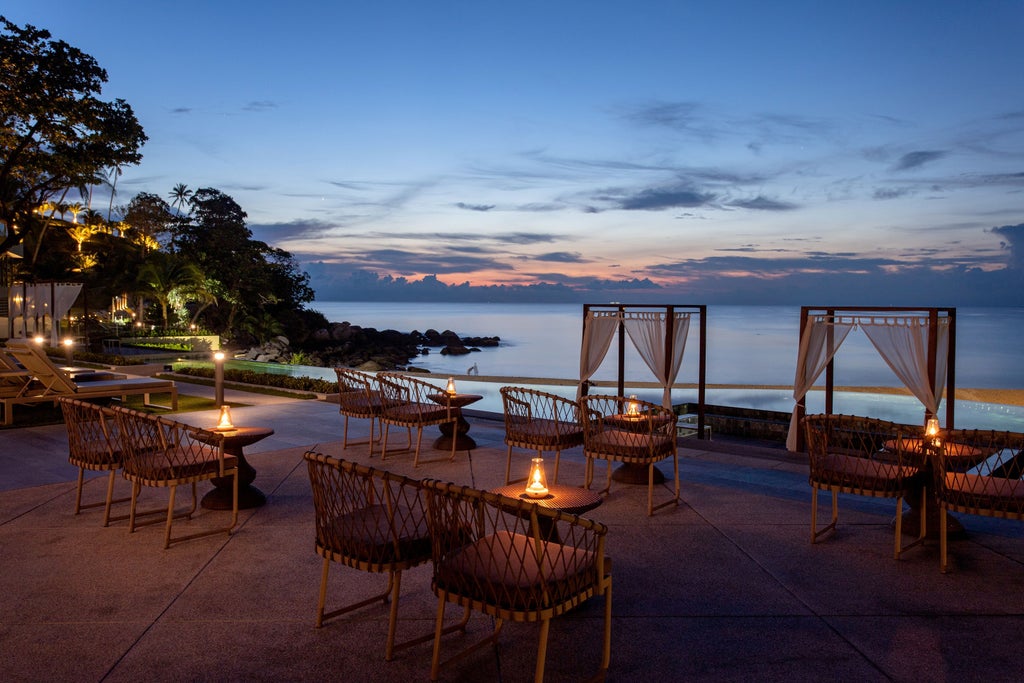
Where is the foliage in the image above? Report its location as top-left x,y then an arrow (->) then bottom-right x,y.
171,365 -> 336,394
0,16 -> 147,257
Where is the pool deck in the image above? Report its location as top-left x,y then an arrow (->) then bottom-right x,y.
1,379 -> 1022,682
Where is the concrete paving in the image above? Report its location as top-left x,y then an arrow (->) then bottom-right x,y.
1,378 -> 1022,682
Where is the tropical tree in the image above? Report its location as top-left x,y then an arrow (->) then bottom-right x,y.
168,183 -> 192,214
123,192 -> 175,249
0,16 -> 146,256
66,224 -> 98,251
136,254 -> 209,330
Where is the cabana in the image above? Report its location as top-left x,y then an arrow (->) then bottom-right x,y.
6,281 -> 82,345
579,303 -> 707,439
788,306 -> 956,452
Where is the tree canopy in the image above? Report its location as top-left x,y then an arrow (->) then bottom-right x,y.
0,16 -> 146,256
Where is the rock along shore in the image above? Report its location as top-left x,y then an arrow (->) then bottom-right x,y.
241,321 -> 499,372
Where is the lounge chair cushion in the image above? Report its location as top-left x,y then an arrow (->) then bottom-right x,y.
813,452 -> 920,492
506,418 -> 583,448
586,428 -> 675,462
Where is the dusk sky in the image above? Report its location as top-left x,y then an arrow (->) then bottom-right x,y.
7,1 -> 1024,304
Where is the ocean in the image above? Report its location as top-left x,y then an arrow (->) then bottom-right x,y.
287,301 -> 1024,429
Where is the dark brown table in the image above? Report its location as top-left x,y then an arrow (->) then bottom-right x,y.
428,393 -> 483,451
489,483 -> 603,542
201,426 -> 275,510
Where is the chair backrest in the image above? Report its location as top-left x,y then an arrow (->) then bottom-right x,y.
803,414 -> 922,490
58,397 -> 120,468
931,428 -> 1024,518
304,451 -> 431,569
579,393 -> 677,448
422,479 -> 607,612
334,368 -> 382,416
5,339 -> 78,394
110,406 -> 228,481
377,372 -> 448,412
501,386 -> 583,445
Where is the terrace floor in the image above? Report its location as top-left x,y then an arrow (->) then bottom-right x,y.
1,379 -> 1022,682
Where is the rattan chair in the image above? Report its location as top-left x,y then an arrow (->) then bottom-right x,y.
111,406 -> 239,549
334,367 -> 385,455
579,394 -> 680,516
500,386 -> 584,486
930,428 -> 1024,573
304,451 -> 464,660
803,413 -> 927,559
376,372 -> 458,467
58,397 -> 131,526
423,480 -> 612,683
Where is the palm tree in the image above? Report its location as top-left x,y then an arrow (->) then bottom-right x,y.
169,184 -> 193,215
67,202 -> 84,224
136,256 -> 209,330
66,224 -> 99,252
106,165 -> 122,222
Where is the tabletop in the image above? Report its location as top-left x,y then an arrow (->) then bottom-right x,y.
489,483 -> 603,516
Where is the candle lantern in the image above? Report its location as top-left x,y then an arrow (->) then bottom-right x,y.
215,405 -> 235,431
446,377 -> 457,395
925,417 -> 941,448
626,394 -> 640,417
525,457 -> 549,498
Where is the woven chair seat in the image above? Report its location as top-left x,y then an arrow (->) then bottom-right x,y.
942,473 -> 1024,513
68,437 -> 124,470
319,505 -> 432,567
586,428 -> 675,463
382,401 -> 448,424
506,418 -> 584,448
813,452 -> 921,494
436,530 -> 598,612
338,391 -> 384,417
125,449 -> 237,484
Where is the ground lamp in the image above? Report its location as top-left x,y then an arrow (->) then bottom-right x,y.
214,351 -> 225,407
525,457 -> 549,498
63,338 -> 74,364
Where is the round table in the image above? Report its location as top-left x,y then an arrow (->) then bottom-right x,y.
428,393 -> 483,451
201,426 -> 275,510
489,483 -> 603,543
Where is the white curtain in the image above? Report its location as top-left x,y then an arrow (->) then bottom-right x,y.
623,311 -> 691,407
578,310 -> 621,398
860,316 -> 949,418
786,315 -> 855,451
7,282 -> 82,343
49,283 -> 82,345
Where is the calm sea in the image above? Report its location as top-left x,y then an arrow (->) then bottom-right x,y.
300,301 -> 1024,429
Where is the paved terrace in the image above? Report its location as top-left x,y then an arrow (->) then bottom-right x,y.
1,379 -> 1022,682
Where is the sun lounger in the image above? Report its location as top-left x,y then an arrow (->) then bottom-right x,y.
1,340 -> 177,426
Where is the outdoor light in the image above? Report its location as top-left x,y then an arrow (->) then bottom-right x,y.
525,457 -> 549,498
925,417 -> 941,448
63,338 -> 74,364
214,351 -> 226,407
215,405 -> 235,431
626,394 -> 640,417
446,377 -> 457,395
33,335 -> 45,345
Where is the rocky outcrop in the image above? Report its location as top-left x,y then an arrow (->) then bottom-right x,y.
243,323 -> 501,371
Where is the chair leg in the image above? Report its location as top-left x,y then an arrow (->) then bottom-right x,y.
893,495 -> 904,560
552,450 -> 561,485
73,468 -> 85,515
600,573 -> 612,675
129,481 -> 141,533
315,557 -> 331,628
102,470 -> 117,526
163,484 -> 178,549
940,506 -> 949,573
385,570 -> 403,661
535,617 -> 551,683
504,445 -> 515,485
810,487 -> 838,544
430,595 -> 447,681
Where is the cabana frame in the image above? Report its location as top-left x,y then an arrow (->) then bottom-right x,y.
579,303 -> 707,440
791,305 -> 956,452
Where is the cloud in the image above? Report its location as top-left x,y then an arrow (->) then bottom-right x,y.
455,202 -> 496,212
873,187 -> 914,200
990,223 -> 1024,268
532,251 -> 587,263
596,184 -> 717,211
728,196 -> 798,211
243,100 -> 277,112
170,107 -> 192,114
893,150 -> 947,171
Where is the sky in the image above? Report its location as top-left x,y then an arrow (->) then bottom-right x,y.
6,1 -> 1024,304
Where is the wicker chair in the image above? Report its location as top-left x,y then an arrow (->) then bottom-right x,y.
376,372 -> 458,467
500,386 -> 584,486
304,452 -> 464,660
579,394 -> 680,516
930,428 -> 1024,573
803,413 -> 927,559
110,406 -> 239,549
334,368 -> 385,455
58,397 -> 131,526
423,480 -> 612,683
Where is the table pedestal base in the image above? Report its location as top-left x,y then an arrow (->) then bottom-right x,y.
432,412 -> 477,452
202,450 -> 265,510
898,508 -> 967,541
612,463 -> 665,485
